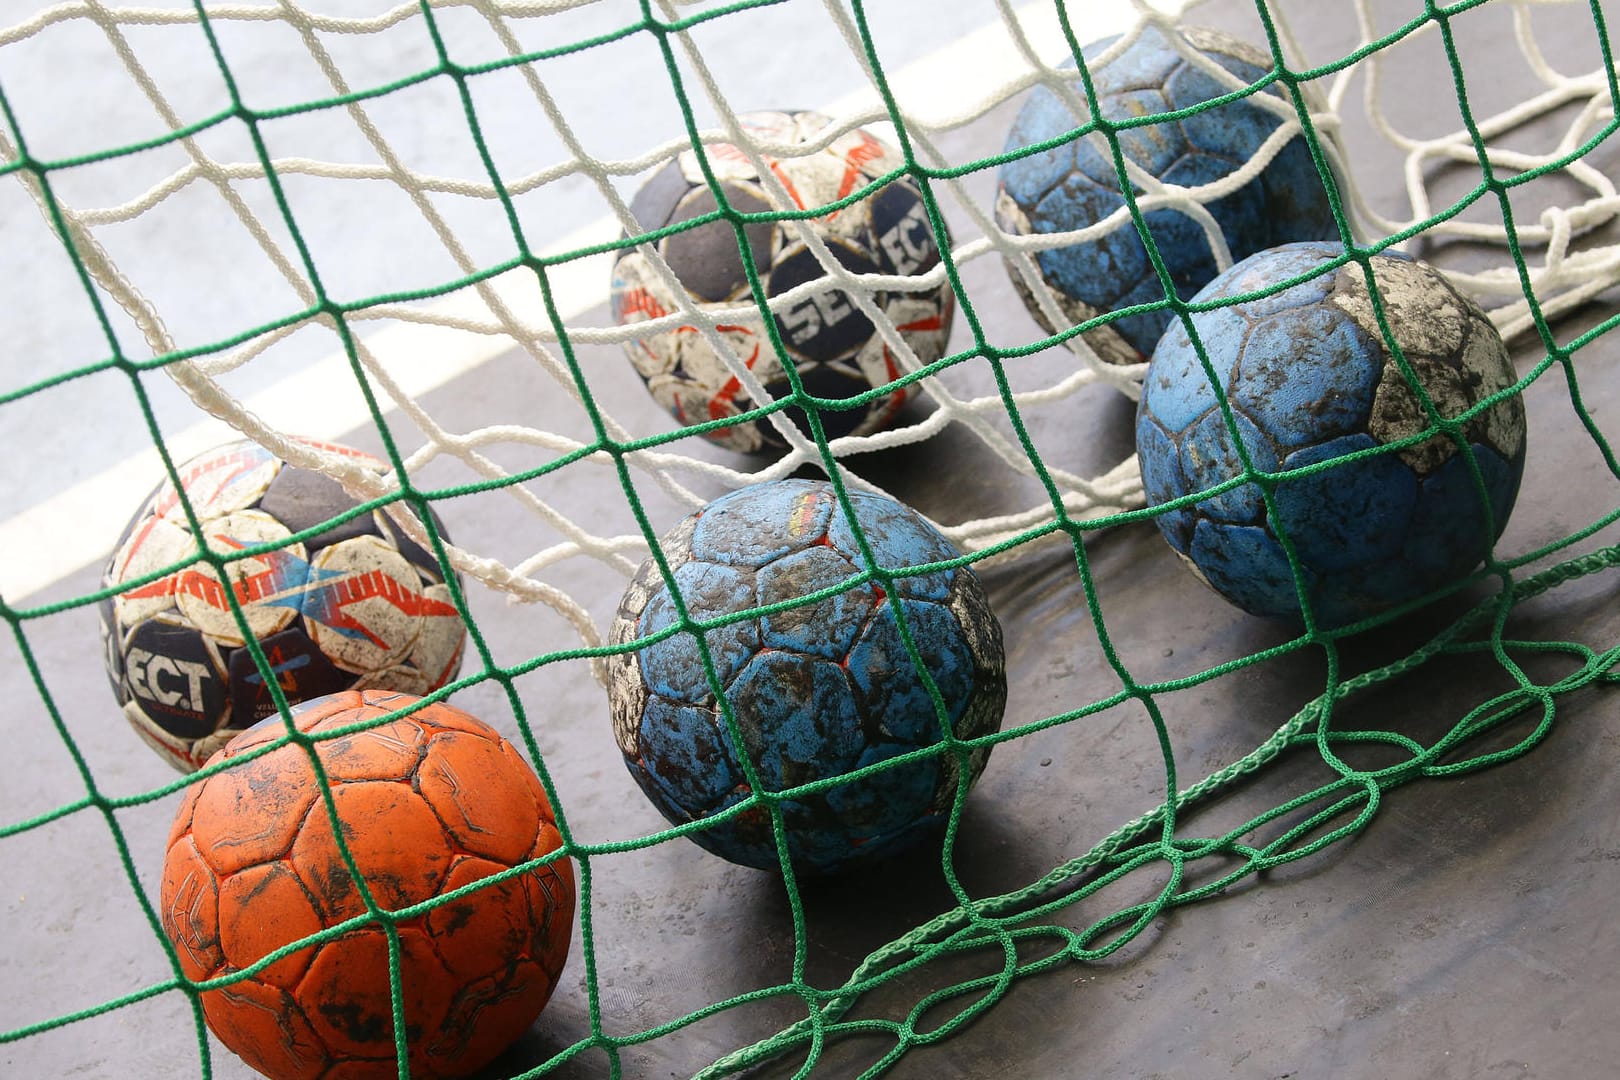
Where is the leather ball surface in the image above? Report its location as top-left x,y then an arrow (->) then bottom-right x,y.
1136,242 -> 1527,628
605,480 -> 1006,874
996,25 -> 1339,365
158,690 -> 574,1080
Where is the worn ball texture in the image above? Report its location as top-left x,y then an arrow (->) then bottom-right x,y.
605,480 -> 1006,874
610,110 -> 953,454
995,25 -> 1339,366
159,691 -> 575,1080
1136,242 -> 1527,627
101,439 -> 468,771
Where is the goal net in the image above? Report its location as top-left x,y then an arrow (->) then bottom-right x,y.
2,0 -> 1617,1076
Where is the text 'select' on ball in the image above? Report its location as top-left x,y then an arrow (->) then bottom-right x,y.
100,438 -> 468,771
611,110 -> 954,454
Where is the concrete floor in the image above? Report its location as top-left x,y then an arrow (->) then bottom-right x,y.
3,2 -> 1618,1078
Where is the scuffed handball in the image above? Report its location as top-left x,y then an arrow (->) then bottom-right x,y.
605,480 -> 1006,874
610,110 -> 953,453
159,691 -> 575,1080
1136,242 -> 1527,628
996,25 -> 1339,365
100,438 -> 467,771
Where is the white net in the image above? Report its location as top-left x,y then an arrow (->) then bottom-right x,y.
3,0 -> 1616,679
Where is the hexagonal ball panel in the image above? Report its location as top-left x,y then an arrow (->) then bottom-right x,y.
418,730 -> 541,866
758,546 -> 877,660
291,781 -> 451,922
218,859 -> 323,989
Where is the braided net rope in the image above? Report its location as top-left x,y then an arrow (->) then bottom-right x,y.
2,0 -> 1618,1076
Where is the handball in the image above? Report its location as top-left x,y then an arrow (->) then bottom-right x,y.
604,479 -> 1006,874
100,438 -> 467,771
995,24 -> 1340,365
610,110 -> 954,453
1136,242 -> 1527,628
158,691 -> 574,1080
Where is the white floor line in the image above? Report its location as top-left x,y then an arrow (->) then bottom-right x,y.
1,0 -> 1136,603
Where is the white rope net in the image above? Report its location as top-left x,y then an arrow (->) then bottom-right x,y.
4,0 -> 1615,681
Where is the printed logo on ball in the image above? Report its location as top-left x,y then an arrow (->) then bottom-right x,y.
870,187 -> 937,278
770,245 -> 879,361
226,629 -> 347,727
123,619 -> 227,739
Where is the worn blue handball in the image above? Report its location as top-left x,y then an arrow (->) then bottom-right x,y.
605,479 -> 1006,874
995,24 -> 1339,366
1136,241 -> 1527,629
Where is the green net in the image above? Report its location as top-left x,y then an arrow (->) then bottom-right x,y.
2,0 -> 1619,1077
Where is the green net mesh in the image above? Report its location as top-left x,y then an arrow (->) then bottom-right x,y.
2,0 -> 1618,1076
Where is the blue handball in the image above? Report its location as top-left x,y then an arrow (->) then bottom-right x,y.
1136,242 -> 1527,629
995,24 -> 1339,366
604,479 -> 1006,874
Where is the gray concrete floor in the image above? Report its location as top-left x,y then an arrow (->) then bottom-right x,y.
3,2 -> 1619,1079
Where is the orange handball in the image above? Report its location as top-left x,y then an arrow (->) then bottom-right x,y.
158,690 -> 574,1080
